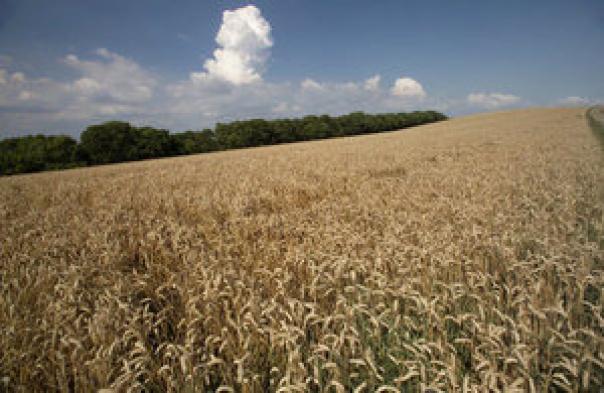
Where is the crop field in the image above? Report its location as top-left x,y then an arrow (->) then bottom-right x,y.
1,108 -> 603,392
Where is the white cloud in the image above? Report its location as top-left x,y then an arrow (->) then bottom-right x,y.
163,72 -> 433,131
95,48 -> 112,58
191,5 -> 272,85
64,49 -> 156,104
272,102 -> 289,113
272,102 -> 302,114
11,72 -> 25,83
559,96 -> 591,106
390,77 -> 426,99
72,77 -> 102,95
0,69 -> 63,108
364,74 -> 381,91
0,69 -> 27,86
18,91 -> 35,101
467,92 -> 520,109
301,78 -> 324,91
0,49 -> 162,137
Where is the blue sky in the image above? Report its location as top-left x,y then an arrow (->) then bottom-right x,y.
0,0 -> 602,137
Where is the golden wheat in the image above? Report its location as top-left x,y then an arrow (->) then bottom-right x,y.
1,108 -> 602,392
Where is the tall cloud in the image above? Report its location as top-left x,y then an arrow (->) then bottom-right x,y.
191,5 -> 272,85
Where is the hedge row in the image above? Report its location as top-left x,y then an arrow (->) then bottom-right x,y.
0,110 -> 447,175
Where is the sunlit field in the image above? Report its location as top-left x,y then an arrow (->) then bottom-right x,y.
1,108 -> 602,392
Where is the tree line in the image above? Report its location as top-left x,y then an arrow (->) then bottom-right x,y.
0,110 -> 447,175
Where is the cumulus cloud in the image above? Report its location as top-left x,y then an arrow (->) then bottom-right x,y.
163,72 -> 431,131
467,92 -> 520,109
364,75 -> 381,91
301,78 -> 324,91
272,102 -> 302,114
0,69 -> 63,108
0,49 -> 163,138
2,69 -> 434,136
64,48 -> 156,104
18,91 -> 35,101
191,5 -> 272,85
11,72 -> 25,83
0,69 -> 26,86
0,68 -> 77,138
390,77 -> 426,99
288,76 -> 428,117
559,96 -> 591,106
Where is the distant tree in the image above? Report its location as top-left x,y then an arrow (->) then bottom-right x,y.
0,110 -> 447,176
300,115 -> 329,140
133,126 -> 176,159
43,135 -> 78,169
79,121 -> 137,164
270,119 -> 295,143
0,134 -> 78,175
172,129 -> 218,155
215,122 -> 237,149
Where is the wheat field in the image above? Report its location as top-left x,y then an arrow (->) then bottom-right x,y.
1,108 -> 603,392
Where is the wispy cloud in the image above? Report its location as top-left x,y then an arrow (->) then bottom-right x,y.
64,48 -> 156,105
558,96 -> 591,106
176,33 -> 190,42
467,92 -> 520,109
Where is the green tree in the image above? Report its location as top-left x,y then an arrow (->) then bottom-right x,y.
172,129 -> 218,155
79,121 -> 136,164
133,127 -> 176,159
0,134 -> 78,175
